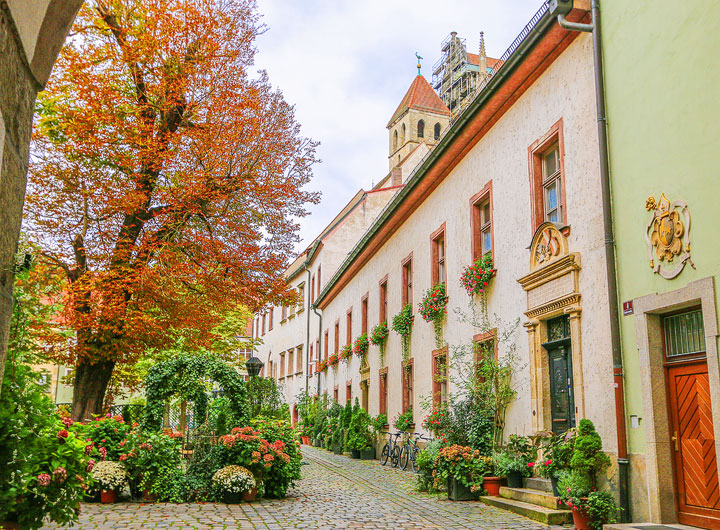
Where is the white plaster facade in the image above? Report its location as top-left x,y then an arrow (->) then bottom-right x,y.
313,30 -> 620,462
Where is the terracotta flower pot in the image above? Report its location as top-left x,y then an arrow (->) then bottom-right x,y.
571,503 -> 592,530
241,487 -> 258,501
100,489 -> 118,504
483,476 -> 504,496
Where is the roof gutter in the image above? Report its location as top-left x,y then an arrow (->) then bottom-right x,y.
316,4 -> 556,308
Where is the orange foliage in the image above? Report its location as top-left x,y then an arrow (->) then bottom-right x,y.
26,0 -> 319,370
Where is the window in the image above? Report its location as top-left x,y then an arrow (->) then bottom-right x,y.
393,130 -> 398,151
432,348 -> 448,406
324,330 -> 329,360
255,317 -> 259,338
470,182 -> 493,261
317,266 -> 321,297
474,329 -> 498,382
289,300 -> 296,318
268,308 -> 273,330
379,368 -> 388,416
296,345 -> 303,373
287,349 -> 294,376
402,255 -> 413,307
434,122 -> 441,140
417,119 -> 425,138
311,275 -> 315,303
663,308 -> 706,360
268,360 -> 273,380
297,283 -> 305,312
334,385 -> 339,403
280,353 -> 285,378
309,343 -> 314,363
346,381 -> 352,404
361,294 -> 368,335
361,380 -> 369,411
334,321 -> 340,353
281,305 -> 287,321
542,145 -> 562,223
529,119 -> 565,230
261,313 -> 266,335
400,123 -> 406,145
430,224 -> 446,285
346,309 -> 352,346
379,276 -> 388,324
402,359 -> 414,414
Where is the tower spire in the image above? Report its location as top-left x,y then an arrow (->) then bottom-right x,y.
415,52 -> 423,76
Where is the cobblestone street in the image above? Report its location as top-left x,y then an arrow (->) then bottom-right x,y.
42,446 -> 569,529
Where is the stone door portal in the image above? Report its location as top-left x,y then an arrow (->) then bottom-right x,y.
543,316 -> 575,434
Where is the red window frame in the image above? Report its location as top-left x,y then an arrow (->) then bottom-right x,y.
379,367 -> 388,417
430,223 -> 447,285
324,330 -> 329,360
401,253 -> 413,308
334,321 -> 340,354
361,294 -> 369,335
529,119 -> 566,231
432,347 -> 448,407
379,275 -> 388,324
401,358 -> 414,415
346,380 -> 352,404
268,308 -> 273,330
346,308 -> 353,346
470,181 -> 494,261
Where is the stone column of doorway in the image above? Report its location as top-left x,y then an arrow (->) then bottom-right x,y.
566,306 -> 585,421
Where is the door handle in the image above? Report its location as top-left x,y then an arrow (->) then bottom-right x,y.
671,431 -> 679,452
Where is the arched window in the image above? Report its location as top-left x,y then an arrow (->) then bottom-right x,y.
393,130 -> 398,151
434,123 -> 441,140
417,120 -> 425,138
400,123 -> 406,145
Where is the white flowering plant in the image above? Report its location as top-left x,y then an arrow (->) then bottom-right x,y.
212,465 -> 256,493
91,461 -> 128,491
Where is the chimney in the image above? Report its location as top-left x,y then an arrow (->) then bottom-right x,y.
391,167 -> 402,187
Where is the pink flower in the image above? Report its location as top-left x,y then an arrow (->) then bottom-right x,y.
527,462 -> 535,467
544,459 -> 552,466
119,454 -> 128,461
38,473 -> 51,487
86,459 -> 95,472
53,466 -> 68,484
62,417 -> 74,428
57,429 -> 69,440
99,447 -> 107,460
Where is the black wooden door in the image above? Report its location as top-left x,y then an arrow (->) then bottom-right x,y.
547,341 -> 575,433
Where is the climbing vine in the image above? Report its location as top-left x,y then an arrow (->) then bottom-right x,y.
142,354 -> 249,431
392,304 -> 414,362
370,321 -> 389,366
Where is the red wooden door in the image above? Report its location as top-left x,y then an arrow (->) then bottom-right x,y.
667,361 -> 720,529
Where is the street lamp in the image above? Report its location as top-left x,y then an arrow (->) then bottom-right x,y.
245,356 -> 264,378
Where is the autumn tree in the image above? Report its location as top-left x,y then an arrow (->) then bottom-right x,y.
26,0 -> 319,420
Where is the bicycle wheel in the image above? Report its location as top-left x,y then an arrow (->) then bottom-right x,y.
399,445 -> 409,470
391,445 -> 400,468
380,443 -> 390,466
410,446 -> 419,473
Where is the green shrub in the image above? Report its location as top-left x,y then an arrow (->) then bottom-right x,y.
570,419 -> 610,483
0,361 -> 92,528
120,430 -> 184,501
346,400 -> 373,451
416,440 -> 443,492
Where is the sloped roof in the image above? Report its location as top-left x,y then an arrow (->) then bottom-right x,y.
387,75 -> 450,127
467,53 -> 504,71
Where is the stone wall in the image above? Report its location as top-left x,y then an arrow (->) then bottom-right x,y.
0,1 -> 81,388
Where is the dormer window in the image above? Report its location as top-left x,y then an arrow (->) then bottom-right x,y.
417,120 -> 425,138
434,123 -> 441,140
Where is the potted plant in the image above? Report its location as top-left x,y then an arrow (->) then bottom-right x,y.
392,304 -> 414,361
393,408 -> 414,432
434,444 -> 493,500
213,465 -> 258,503
493,434 -> 537,488
346,402 -> 374,459
352,333 -> 369,358
418,283 -> 448,347
460,253 -> 495,296
91,461 -> 128,503
370,321 -> 389,365
539,429 -> 576,496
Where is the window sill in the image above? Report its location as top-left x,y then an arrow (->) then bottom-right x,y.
288,314 -> 296,320
297,308 -> 305,314
280,319 -> 287,324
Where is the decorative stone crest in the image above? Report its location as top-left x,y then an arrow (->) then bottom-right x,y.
645,193 -> 694,279
529,222 -> 569,271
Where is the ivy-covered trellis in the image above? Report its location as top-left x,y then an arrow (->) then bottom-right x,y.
142,354 -> 249,431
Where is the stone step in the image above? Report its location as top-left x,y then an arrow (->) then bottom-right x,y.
523,476 -> 553,493
478,496 -> 573,526
499,486 -> 563,509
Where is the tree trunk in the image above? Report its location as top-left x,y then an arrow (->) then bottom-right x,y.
71,359 -> 116,421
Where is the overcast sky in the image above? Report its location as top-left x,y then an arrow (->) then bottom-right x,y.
254,0 -> 543,252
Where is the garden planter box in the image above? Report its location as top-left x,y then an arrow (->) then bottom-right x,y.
483,476 -> 504,496
350,449 -> 361,459
360,447 -> 376,460
447,478 -> 476,501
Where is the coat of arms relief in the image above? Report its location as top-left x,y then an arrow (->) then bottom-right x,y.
645,193 -> 694,279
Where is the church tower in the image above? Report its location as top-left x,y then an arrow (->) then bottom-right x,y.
387,73 -> 451,171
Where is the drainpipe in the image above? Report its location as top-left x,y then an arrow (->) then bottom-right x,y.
312,305 -> 323,396
304,264 -> 312,397
553,0 -> 629,520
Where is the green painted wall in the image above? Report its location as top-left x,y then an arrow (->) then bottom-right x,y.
602,0 -> 720,453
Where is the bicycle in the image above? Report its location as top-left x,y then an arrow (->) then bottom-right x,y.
399,432 -> 430,472
380,431 -> 402,467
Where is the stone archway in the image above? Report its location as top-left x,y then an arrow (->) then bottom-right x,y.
142,354 -> 249,431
